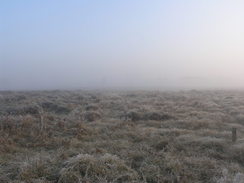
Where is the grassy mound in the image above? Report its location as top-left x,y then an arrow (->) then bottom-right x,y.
58,153 -> 139,183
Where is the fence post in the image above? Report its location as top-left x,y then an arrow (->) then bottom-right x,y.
232,128 -> 237,142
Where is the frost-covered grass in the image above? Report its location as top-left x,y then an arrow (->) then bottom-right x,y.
1,90 -> 244,182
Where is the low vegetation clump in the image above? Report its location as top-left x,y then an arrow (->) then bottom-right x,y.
82,111 -> 101,122
125,111 -> 172,122
4,105 -> 39,115
41,102 -> 71,114
1,90 -> 244,182
59,153 -> 138,183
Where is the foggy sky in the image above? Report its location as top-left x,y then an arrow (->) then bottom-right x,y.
1,0 -> 244,90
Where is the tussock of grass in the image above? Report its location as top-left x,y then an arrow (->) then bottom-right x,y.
4,105 -> 39,115
58,153 -> 138,183
215,168 -> 244,183
125,110 -> 172,122
82,111 -> 101,122
41,102 -> 71,114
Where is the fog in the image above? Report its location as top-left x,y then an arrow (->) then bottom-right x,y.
1,0 -> 244,90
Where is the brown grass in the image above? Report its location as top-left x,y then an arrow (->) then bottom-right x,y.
1,90 -> 244,182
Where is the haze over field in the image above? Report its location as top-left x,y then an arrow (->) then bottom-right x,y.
1,0 -> 244,90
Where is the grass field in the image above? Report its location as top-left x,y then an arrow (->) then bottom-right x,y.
1,90 -> 244,183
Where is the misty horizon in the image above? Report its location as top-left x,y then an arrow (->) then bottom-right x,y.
1,0 -> 244,90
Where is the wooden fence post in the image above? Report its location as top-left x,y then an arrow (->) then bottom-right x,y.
232,128 -> 237,142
